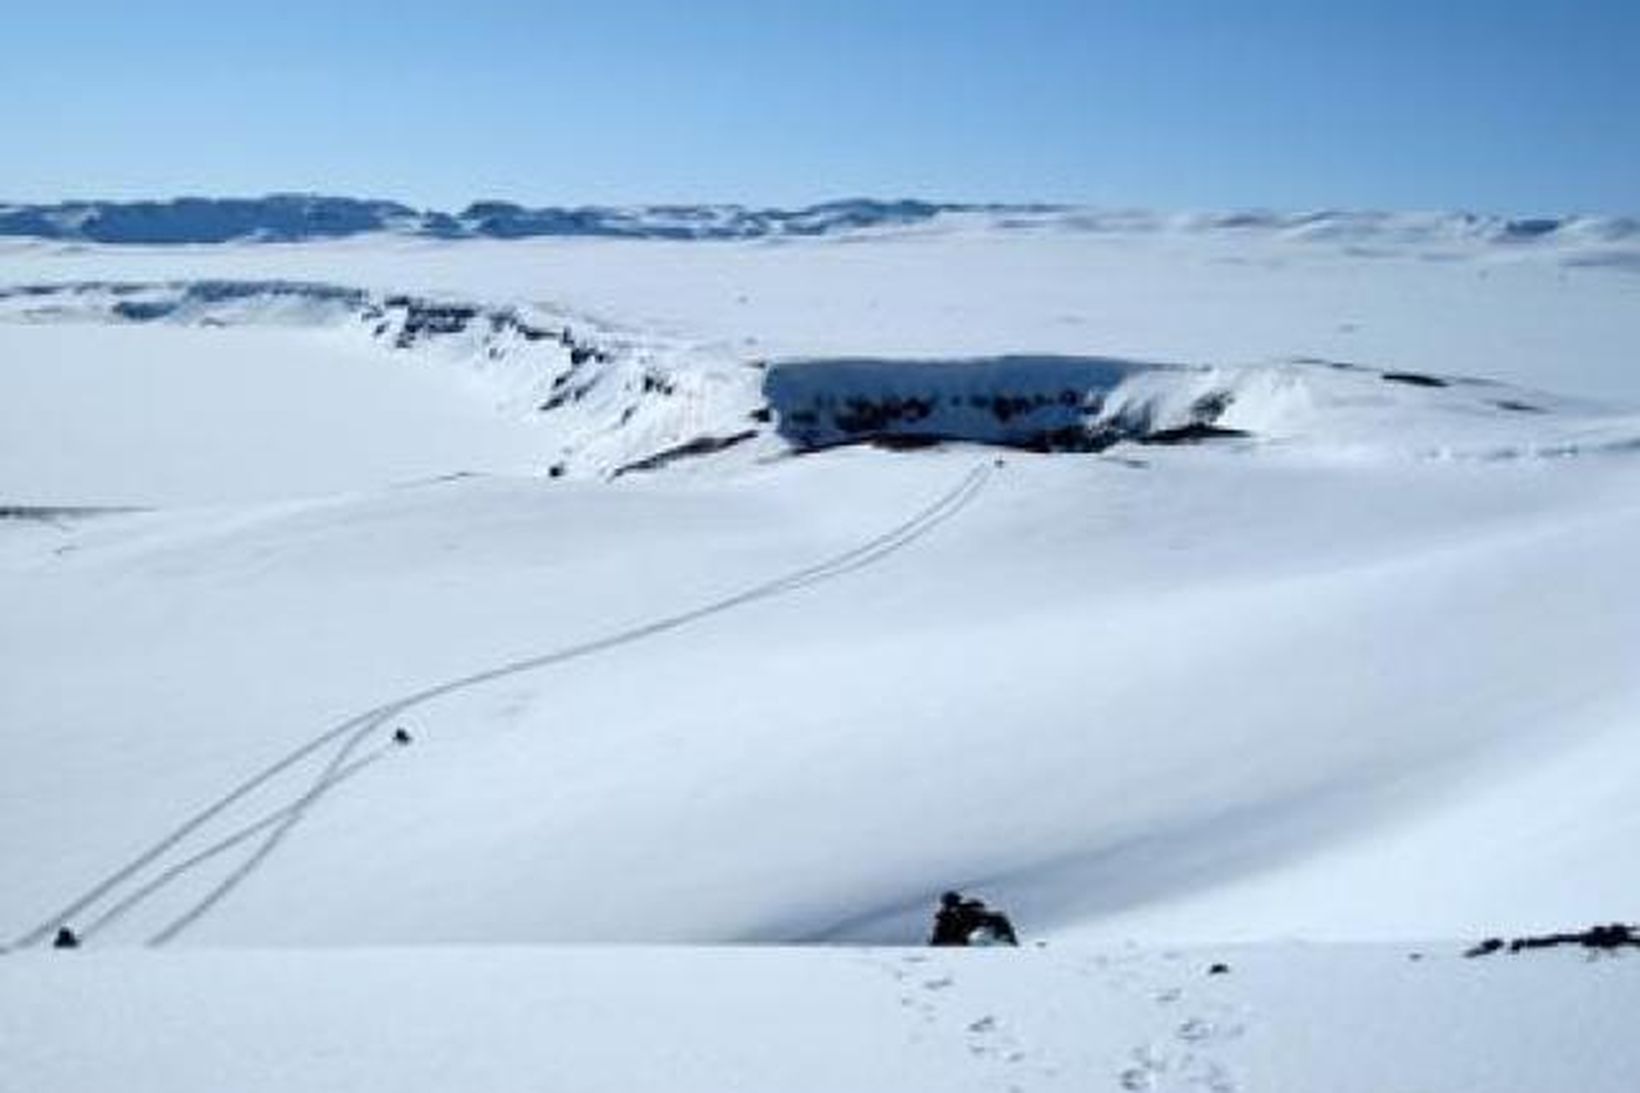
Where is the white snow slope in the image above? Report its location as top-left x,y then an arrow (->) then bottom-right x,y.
2,213 -> 1638,1091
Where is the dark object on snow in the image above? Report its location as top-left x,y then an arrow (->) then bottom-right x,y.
929,890 -> 1019,947
1509,923 -> 1639,953
1136,422 -> 1250,446
1465,924 -> 1639,958
52,926 -> 79,949
929,892 -> 968,946
1381,370 -> 1449,388
1207,962 -> 1230,976
392,728 -> 412,746
611,430 -> 760,476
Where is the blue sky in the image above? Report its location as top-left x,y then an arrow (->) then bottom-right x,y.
5,0 -> 1637,213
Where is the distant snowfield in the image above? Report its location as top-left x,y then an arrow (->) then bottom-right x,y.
2,215 -> 1637,1090
3,213 -> 1639,401
0,323 -> 556,505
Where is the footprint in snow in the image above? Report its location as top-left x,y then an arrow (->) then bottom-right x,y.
1176,1015 -> 1245,1044
963,1012 -> 1035,1070
1120,1043 -> 1237,1093
1176,1018 -> 1214,1043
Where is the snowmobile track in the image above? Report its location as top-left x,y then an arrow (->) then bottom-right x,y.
10,461 -> 993,948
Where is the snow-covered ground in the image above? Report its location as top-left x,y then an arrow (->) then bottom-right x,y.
2,211 -> 1637,1089
6,943 -> 1636,1093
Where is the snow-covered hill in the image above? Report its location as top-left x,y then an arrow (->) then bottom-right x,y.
2,212 -> 1638,1090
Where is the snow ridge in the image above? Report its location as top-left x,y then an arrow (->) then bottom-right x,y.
6,279 -> 1635,485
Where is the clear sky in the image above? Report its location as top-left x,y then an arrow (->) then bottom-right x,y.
5,0 -> 1637,214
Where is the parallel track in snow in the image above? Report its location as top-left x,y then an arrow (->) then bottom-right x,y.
9,460 -> 994,948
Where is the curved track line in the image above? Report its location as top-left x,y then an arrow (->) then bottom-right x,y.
149,462 -> 990,944
11,462 -> 991,948
78,751 -> 387,941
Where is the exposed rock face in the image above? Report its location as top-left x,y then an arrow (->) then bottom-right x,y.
1465,924 -> 1640,957
612,431 -> 761,476
763,355 -> 1245,452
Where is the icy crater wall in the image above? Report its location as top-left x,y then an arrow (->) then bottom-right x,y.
762,356 -> 1236,451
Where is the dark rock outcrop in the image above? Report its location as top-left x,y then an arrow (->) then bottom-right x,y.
1465,923 -> 1639,957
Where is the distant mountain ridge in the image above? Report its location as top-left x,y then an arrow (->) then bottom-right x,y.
0,195 -> 1003,244
0,193 -> 1633,246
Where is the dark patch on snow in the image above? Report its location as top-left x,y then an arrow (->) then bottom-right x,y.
112,300 -> 176,321
1381,370 -> 1450,388
868,433 -> 947,451
1,504 -> 144,522
612,430 -> 760,476
1465,923 -> 1639,958
384,298 -> 480,346
1492,399 -> 1544,413
1137,422 -> 1250,445
1290,356 -> 1367,371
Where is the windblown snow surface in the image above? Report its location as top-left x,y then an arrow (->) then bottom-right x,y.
2,211 -> 1639,1091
